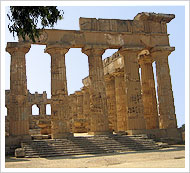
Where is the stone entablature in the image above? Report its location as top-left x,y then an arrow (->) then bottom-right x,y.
79,12 -> 174,33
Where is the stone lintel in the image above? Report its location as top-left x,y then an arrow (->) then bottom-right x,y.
134,12 -> 175,23
18,29 -> 169,49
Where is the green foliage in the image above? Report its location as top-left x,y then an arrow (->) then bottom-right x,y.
7,6 -> 63,42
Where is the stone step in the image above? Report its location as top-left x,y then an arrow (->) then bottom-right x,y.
22,144 -> 156,151
21,134 -> 159,158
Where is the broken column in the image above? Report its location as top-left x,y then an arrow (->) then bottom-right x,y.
6,42 -> 31,138
119,47 -> 146,130
82,45 -> 111,135
45,44 -> 73,138
152,47 -> 177,129
138,52 -> 159,129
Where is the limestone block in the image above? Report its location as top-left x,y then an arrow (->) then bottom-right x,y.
134,12 -> 175,23
15,148 -> 25,158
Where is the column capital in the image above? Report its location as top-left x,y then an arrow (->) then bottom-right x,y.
82,45 -> 108,56
44,44 -> 70,55
138,49 -> 154,65
6,42 -> 31,55
151,46 -> 175,58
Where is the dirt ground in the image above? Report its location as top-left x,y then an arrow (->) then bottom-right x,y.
5,145 -> 185,168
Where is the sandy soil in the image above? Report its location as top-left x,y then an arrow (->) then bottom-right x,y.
5,145 -> 185,168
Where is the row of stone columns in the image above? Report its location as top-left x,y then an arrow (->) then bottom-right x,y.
104,47 -> 177,132
6,42 -> 177,139
137,48 -> 177,129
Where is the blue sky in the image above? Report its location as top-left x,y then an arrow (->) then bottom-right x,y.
5,5 -> 185,127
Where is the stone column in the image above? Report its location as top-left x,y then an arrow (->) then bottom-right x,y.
45,44 -> 73,138
113,72 -> 127,132
68,94 -> 77,133
138,54 -> 159,129
152,47 -> 177,129
28,104 -> 32,115
39,104 -> 46,115
105,75 -> 117,132
76,91 -> 84,119
81,86 -> 90,132
82,46 -> 111,135
6,42 -> 31,137
119,47 -> 146,130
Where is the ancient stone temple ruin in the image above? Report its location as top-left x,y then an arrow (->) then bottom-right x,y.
5,12 -> 182,154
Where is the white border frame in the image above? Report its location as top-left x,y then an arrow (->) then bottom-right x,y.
1,1 -> 189,172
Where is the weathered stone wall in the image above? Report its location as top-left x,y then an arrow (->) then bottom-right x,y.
5,90 -> 52,135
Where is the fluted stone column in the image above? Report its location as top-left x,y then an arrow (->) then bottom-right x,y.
138,54 -> 159,129
69,94 -> 77,133
105,75 -> 117,132
28,104 -> 32,116
82,46 -> 111,135
81,87 -> 90,132
45,44 -> 73,138
76,91 -> 84,119
152,47 -> 177,129
113,72 -> 127,132
119,47 -> 146,130
6,42 -> 31,137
